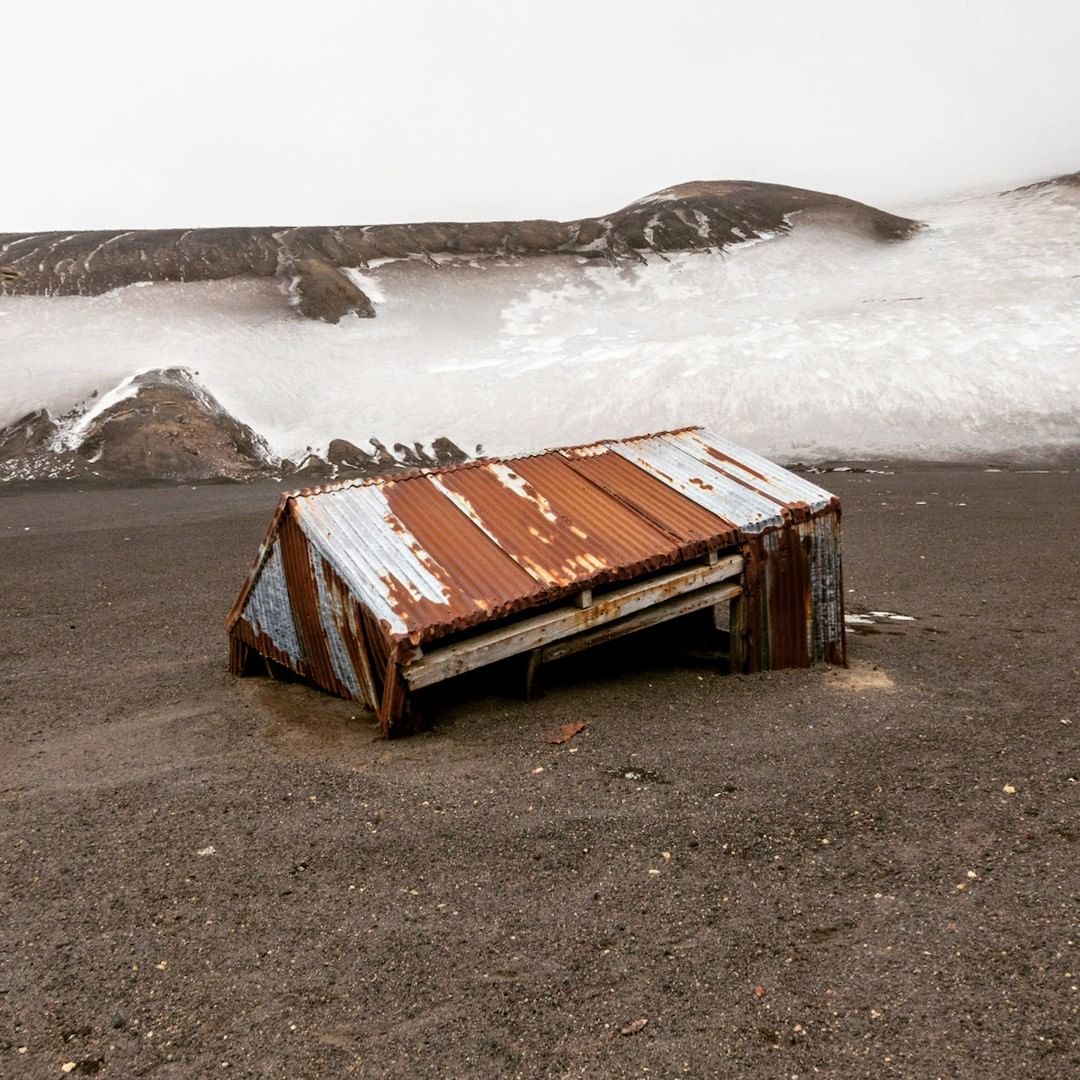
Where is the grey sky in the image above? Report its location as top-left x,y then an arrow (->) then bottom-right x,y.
5,0 -> 1079,230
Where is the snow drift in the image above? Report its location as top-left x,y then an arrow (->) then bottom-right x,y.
1,174 -> 1078,475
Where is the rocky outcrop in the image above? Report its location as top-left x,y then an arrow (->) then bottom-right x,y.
73,369 -> 275,480
0,180 -> 924,320
0,369 -> 276,482
0,409 -> 60,459
1010,170 -> 1080,195
287,435 -> 470,482
326,438 -> 378,472
0,368 -> 470,485
285,258 -> 375,323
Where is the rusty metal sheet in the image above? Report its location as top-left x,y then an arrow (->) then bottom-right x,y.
228,424 -> 845,728
291,481 -> 501,641
277,512 -> 355,700
559,446 -> 741,552
430,454 -> 684,589
802,512 -> 846,664
309,550 -> 364,700
376,473 -> 546,635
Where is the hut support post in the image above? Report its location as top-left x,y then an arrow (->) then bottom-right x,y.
524,649 -> 543,699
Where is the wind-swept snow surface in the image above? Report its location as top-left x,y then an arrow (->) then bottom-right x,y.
2,181 -> 1078,463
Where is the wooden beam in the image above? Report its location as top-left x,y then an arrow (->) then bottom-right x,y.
729,592 -> 750,674
524,649 -> 542,699
574,588 -> 593,609
539,581 -> 742,665
401,553 -> 743,690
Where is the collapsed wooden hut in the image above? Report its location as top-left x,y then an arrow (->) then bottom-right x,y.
227,426 -> 846,735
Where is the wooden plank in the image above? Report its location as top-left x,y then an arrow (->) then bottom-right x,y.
540,582 -> 742,664
574,589 -> 593,609
402,553 -> 743,690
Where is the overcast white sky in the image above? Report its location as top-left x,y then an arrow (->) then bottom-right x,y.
5,0 -> 1079,230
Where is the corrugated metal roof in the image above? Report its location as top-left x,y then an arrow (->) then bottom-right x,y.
232,426 -> 837,647
609,431 -> 787,532
559,445 -> 740,551
432,454 -> 681,587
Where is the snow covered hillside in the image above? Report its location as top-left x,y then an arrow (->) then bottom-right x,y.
1,177 -> 1078,466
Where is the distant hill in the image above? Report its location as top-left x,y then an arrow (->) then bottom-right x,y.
0,181 -> 922,322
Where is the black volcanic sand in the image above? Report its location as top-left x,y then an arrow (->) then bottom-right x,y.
1,469 -> 1077,1078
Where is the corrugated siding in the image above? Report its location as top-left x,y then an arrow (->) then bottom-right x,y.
241,538 -> 303,666
802,514 -> 845,664
292,483 -> 461,639
310,552 -> 363,700
432,455 -> 685,589
379,475 -> 540,618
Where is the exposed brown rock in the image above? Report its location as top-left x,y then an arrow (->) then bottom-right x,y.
0,409 -> 59,458
393,442 -> 435,467
0,369 -> 272,482
0,370 -> 473,484
432,437 -> 469,465
292,453 -> 334,480
1009,170 -> 1080,194
73,368 -> 275,481
326,439 -> 376,471
285,258 -> 374,323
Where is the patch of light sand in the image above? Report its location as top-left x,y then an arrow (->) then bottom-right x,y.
826,661 -> 896,691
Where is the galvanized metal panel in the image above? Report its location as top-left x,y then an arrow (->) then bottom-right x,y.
276,512 -> 355,699
610,433 -> 786,533
309,550 -> 364,700
293,478 -> 545,643
680,428 -> 835,513
801,513 -> 845,664
293,483 -> 457,639
379,474 -> 541,618
241,538 -> 303,666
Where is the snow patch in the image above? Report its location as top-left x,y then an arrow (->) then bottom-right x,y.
54,374 -> 144,451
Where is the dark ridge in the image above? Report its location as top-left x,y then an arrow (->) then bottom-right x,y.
1006,169 -> 1080,195
0,180 -> 923,321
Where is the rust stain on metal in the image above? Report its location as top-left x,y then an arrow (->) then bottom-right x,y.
704,444 -> 768,481
431,453 -> 687,591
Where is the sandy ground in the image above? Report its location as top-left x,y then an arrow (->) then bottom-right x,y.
1,468 -> 1077,1078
